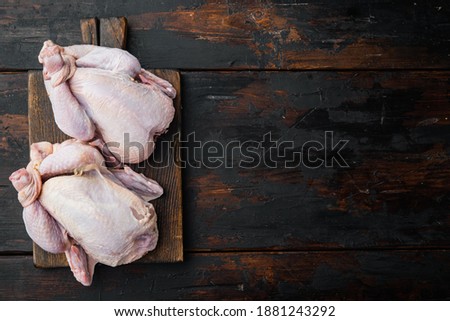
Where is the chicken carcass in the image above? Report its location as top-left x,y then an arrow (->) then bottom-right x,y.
10,139 -> 163,286
38,40 -> 176,164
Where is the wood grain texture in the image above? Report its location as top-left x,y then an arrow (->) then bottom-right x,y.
0,251 -> 449,300
180,71 -> 450,250
0,1 -> 449,70
100,17 -> 127,49
0,1 -> 449,300
0,73 -> 31,252
80,18 -> 99,45
29,17 -> 183,267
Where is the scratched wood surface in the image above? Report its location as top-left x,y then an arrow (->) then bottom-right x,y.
28,17 -> 183,267
180,71 -> 450,250
0,0 -> 449,300
0,1 -> 449,70
0,251 -> 449,300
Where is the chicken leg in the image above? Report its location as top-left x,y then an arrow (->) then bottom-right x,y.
22,200 -> 69,254
10,169 -> 95,286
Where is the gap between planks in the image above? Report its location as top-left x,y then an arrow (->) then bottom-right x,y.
2,246 -> 448,258
5,67 -> 450,75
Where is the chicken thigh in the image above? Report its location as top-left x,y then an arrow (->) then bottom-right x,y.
10,140 -> 163,286
38,40 -> 176,164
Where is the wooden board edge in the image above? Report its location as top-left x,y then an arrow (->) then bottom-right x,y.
139,69 -> 184,264
80,18 -> 99,46
173,70 -> 183,263
99,17 -> 127,49
33,243 -> 67,268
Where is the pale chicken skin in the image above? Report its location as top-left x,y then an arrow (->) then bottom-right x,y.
38,40 -> 176,164
9,140 -> 163,286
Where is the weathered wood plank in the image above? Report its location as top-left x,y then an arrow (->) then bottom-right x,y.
180,71 -> 450,250
100,17 -> 127,49
80,18 -> 99,46
0,73 -> 31,252
0,1 -> 449,70
0,251 -> 448,300
29,17 -> 183,267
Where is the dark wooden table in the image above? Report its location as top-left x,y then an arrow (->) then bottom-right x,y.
0,0 -> 449,300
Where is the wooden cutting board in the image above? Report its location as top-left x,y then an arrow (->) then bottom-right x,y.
28,17 -> 183,267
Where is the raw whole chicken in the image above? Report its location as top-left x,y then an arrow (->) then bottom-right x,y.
9,139 -> 163,286
38,40 -> 176,164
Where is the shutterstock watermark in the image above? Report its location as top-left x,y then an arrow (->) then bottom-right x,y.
102,131 -> 350,169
